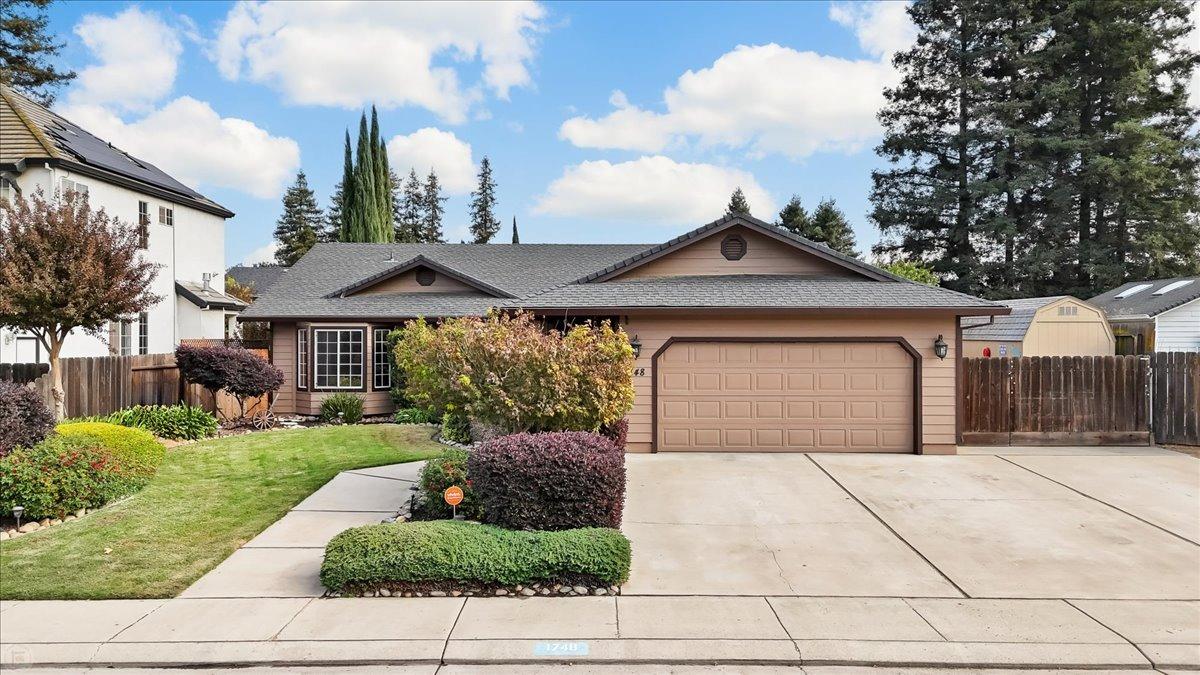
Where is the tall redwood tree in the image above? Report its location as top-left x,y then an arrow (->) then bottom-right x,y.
0,189 -> 160,418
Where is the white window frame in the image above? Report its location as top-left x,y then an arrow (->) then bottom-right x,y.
159,205 -> 174,226
297,328 -> 309,390
373,327 -> 392,390
119,319 -> 133,356
59,177 -> 88,196
137,201 -> 150,249
138,311 -> 149,355
313,328 -> 363,390
0,177 -> 14,203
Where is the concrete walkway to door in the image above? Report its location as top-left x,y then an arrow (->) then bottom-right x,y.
623,446 -> 1199,600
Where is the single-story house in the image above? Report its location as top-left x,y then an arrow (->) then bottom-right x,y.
241,215 -> 1008,454
1089,276 -> 1200,354
961,296 -> 1114,358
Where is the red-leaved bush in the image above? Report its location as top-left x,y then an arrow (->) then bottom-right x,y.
468,431 -> 626,531
175,344 -> 283,419
0,380 -> 55,456
599,418 -> 628,451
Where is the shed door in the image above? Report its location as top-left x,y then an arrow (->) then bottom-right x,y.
656,341 -> 914,452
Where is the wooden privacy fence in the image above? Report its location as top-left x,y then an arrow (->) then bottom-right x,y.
0,362 -> 49,384
1152,352 -> 1200,446
9,351 -> 269,419
962,354 -> 1199,446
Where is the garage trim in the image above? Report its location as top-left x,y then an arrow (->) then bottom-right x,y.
649,336 -> 924,454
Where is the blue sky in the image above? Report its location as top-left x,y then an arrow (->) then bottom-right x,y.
44,1 -> 916,265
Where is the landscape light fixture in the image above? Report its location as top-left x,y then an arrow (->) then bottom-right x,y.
12,506 -> 24,528
933,335 -> 949,360
629,335 -> 642,359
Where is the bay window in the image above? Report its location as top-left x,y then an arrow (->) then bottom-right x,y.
314,328 -> 363,389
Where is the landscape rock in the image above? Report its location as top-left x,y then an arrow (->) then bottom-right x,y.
0,531 -> 7,541
494,589 -> 508,596
378,588 -> 391,597
558,586 -> 571,594
49,519 -> 62,526
520,588 -> 536,596
64,515 -> 76,522
430,590 -> 447,597
18,522 -> 40,533
593,588 -> 607,596
573,586 -> 588,595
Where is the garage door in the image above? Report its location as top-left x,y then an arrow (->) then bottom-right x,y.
656,341 -> 914,452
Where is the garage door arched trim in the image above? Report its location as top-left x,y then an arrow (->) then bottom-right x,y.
650,336 -> 923,454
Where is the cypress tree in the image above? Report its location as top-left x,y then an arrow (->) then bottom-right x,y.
776,195 -> 810,237
370,106 -> 394,241
273,170 -> 326,266
468,156 -> 501,243
726,187 -> 750,216
338,131 -> 356,241
421,169 -> 447,243
511,216 -> 520,244
351,113 -> 379,242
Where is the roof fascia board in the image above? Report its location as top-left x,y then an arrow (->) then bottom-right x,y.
515,305 -> 1011,316
48,158 -> 235,218
327,254 -> 517,299
578,214 -> 896,284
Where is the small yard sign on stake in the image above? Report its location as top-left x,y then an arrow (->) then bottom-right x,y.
444,485 -> 464,519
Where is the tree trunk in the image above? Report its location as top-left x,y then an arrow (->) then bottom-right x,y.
48,333 -> 65,420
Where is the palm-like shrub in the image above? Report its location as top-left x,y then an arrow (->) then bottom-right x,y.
319,393 -> 364,424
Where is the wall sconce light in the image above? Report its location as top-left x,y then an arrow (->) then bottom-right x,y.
629,334 -> 642,359
933,335 -> 949,360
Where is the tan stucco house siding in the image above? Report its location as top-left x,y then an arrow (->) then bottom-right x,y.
616,226 -> 859,279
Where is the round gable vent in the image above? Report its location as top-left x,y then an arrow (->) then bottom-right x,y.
415,268 -> 436,286
721,234 -> 747,261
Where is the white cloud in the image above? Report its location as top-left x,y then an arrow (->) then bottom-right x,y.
69,7 -> 182,113
214,1 -> 546,124
386,128 -> 476,195
242,240 -> 279,265
533,156 -> 775,225
558,7 -> 915,160
828,1 -> 916,60
62,98 -> 300,200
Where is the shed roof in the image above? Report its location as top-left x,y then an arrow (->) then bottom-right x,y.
961,296 -> 1068,341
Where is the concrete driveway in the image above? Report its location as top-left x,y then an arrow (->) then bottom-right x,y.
622,447 -> 1200,599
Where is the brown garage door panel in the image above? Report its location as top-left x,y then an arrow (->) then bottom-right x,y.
657,342 -> 914,452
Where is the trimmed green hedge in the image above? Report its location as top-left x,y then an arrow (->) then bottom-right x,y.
320,520 -> 631,591
56,422 -> 166,482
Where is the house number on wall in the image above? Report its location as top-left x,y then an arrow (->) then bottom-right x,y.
632,367 -> 646,377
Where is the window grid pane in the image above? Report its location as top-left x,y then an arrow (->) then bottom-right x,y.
297,329 -> 309,389
374,328 -> 391,389
314,329 -> 362,389
138,312 -> 149,355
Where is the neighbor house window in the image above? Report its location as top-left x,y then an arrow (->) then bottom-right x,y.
297,329 -> 309,390
314,328 -> 363,389
119,319 -> 133,356
137,201 -> 150,248
59,177 -> 88,196
373,328 -> 391,390
159,205 -> 174,226
138,312 -> 149,354
0,178 -> 14,203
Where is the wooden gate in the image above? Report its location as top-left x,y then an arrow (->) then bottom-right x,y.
1152,352 -> 1200,446
962,356 -> 1151,446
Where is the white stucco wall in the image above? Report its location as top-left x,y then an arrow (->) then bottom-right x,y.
3,164 -> 229,362
1155,297 -> 1200,352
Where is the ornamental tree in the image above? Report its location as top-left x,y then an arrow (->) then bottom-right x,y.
175,344 -> 283,420
0,189 -> 161,419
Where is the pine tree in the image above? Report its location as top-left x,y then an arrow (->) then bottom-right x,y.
273,171 -> 326,266
389,169 -> 415,242
420,169 -> 447,243
468,156 -> 501,243
775,195 -> 810,237
870,0 -> 1005,296
397,169 -> 425,243
0,0 -> 76,105
726,187 -> 750,216
511,216 -> 520,244
808,199 -> 859,258
326,181 -> 345,240
338,131 -> 357,241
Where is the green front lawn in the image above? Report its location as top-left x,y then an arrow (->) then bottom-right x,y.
0,425 -> 441,600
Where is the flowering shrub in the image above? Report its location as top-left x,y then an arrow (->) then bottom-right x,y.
0,435 -> 141,519
0,380 -> 54,456
56,422 -> 165,483
469,431 -> 626,531
417,448 -> 482,520
393,312 -> 635,434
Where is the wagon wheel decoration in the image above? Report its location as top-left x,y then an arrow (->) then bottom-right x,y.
251,409 -> 277,430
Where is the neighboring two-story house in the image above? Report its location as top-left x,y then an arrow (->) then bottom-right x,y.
0,84 -> 245,363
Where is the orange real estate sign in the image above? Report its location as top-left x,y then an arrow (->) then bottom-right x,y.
444,486 -> 464,506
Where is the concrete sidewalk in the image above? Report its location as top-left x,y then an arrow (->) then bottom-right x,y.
2,595 -> 1196,669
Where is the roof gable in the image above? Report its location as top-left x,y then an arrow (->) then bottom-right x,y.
326,255 -> 517,299
577,214 -> 901,284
